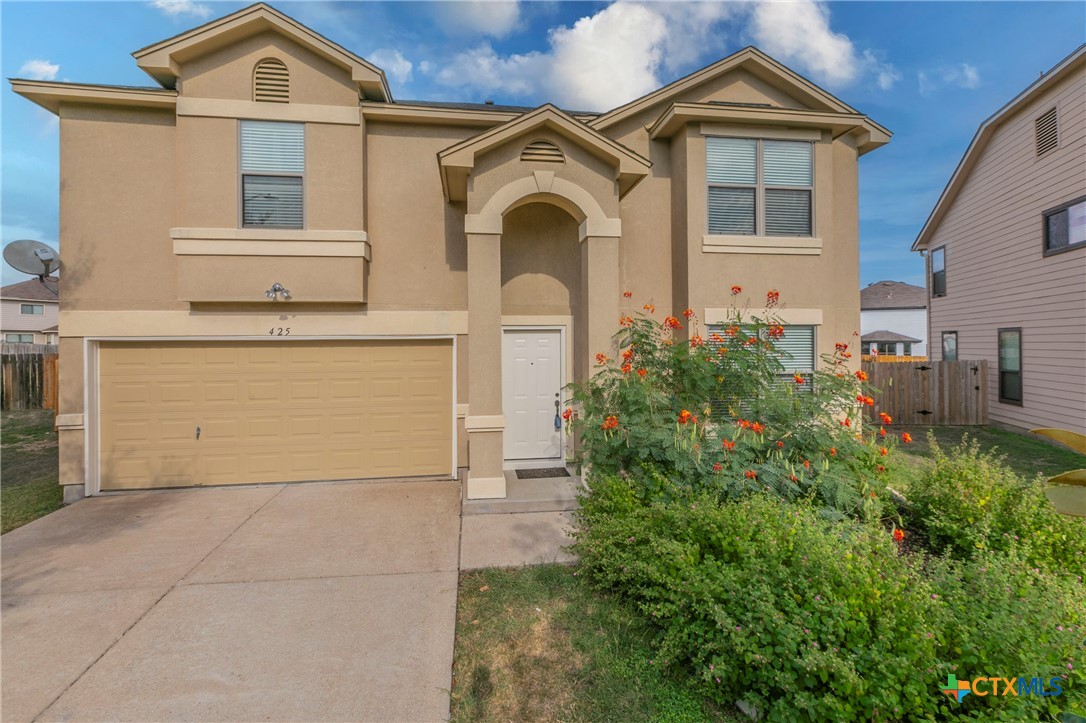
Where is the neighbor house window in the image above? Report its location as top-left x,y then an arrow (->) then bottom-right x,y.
998,328 -> 1022,405
707,138 -> 812,236
875,342 -> 898,356
5,333 -> 33,343
942,331 -> 958,361
240,120 -> 304,229
20,304 -> 43,315
930,247 -> 946,297
1043,196 -> 1086,254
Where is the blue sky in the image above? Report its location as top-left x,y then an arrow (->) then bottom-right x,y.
2,1 -> 1084,287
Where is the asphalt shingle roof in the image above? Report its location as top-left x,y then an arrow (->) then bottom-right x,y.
0,278 -> 59,301
860,280 -> 927,310
861,330 -> 921,344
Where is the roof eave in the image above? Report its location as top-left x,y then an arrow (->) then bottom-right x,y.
9,79 -> 178,115
913,44 -> 1086,252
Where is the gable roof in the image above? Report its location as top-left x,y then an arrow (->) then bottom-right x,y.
1,278 -> 59,302
860,280 -> 927,310
589,46 -> 869,131
913,44 -> 1086,251
438,104 -> 652,202
132,3 -> 391,101
861,330 -> 921,344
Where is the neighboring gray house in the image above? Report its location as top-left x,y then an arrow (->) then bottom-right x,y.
860,280 -> 927,356
912,45 -> 1085,435
0,278 -> 59,344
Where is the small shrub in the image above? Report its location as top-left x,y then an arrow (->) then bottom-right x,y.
576,493 -> 944,720
576,488 -> 1086,720
907,435 -> 1086,576
924,550 -> 1085,720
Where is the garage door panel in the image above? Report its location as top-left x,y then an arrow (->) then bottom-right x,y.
99,340 -> 453,490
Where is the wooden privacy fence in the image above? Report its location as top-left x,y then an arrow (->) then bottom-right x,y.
1,344 -> 58,412
862,359 -> 988,426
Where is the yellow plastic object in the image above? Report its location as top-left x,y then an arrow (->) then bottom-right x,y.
1044,485 -> 1086,518
1029,428 -> 1086,455
1046,469 -> 1086,486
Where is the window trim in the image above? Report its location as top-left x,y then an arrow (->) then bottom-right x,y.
20,303 -> 44,315
997,327 -> 1023,406
930,246 -> 946,298
1042,194 -> 1086,257
705,137 -> 814,238
238,120 -> 306,230
941,331 -> 958,362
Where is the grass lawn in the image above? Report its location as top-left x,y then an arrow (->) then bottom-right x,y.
452,564 -> 737,722
890,424 -> 1086,492
2,409 -> 62,534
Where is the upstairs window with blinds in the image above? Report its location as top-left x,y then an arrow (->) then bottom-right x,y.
1034,107 -> 1058,156
253,58 -> 289,103
240,120 -> 304,229
707,137 -> 813,237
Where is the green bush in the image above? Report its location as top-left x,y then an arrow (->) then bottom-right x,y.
567,290 -> 904,520
906,435 -> 1086,576
575,489 -> 1086,721
924,551 -> 1085,721
576,493 -> 943,720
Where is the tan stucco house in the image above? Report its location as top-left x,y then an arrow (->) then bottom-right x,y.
12,4 -> 889,503
913,44 -> 1085,435
1,278 -> 59,345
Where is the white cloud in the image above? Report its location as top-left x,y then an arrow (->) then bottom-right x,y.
18,59 -> 59,81
434,0 -> 897,110
150,0 -> 212,19
748,0 -> 860,88
370,49 -> 413,84
862,50 -> 901,91
919,63 -> 981,94
436,1 -> 521,39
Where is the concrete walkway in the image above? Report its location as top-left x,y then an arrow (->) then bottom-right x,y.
1,479 -> 461,723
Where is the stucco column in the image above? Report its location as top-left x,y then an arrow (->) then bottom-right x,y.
465,232 -> 506,499
581,235 -> 621,377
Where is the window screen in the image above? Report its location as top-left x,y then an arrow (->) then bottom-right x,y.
241,121 -> 304,229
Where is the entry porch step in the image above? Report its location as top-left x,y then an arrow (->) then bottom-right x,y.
462,471 -> 582,515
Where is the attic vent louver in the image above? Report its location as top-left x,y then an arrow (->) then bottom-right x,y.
254,58 -> 290,103
1035,107 -> 1058,156
521,139 -> 564,163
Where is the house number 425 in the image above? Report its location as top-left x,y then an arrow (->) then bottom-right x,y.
268,327 -> 291,336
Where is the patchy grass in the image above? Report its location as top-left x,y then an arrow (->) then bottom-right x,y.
890,425 -> 1086,492
452,564 -> 733,723
2,410 -> 62,534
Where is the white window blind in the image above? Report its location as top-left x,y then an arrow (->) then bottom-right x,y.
763,141 -> 812,186
241,121 -> 304,174
772,325 -> 815,374
707,137 -> 756,184
241,121 -> 304,228
708,187 -> 755,235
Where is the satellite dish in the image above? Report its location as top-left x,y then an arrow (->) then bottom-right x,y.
4,239 -> 60,278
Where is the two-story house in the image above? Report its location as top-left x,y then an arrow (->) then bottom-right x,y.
860,280 -> 927,357
12,3 -> 889,503
913,45 -> 1085,435
0,278 -> 59,344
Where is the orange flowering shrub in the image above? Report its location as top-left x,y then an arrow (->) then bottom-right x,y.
568,288 -> 902,518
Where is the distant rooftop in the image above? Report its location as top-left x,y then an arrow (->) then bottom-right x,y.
860,280 -> 927,310
862,330 -> 921,344
1,277 -> 59,302
396,99 -> 600,117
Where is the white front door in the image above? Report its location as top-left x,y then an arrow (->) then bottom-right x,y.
502,328 -> 563,461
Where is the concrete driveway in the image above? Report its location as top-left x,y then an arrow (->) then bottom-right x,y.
1,479 -> 461,722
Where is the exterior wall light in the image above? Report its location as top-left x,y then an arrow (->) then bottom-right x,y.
265,283 -> 291,301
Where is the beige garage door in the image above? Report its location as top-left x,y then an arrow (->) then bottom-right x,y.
99,339 -> 453,490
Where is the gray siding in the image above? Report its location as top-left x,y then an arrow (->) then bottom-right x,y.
926,66 -> 1086,434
